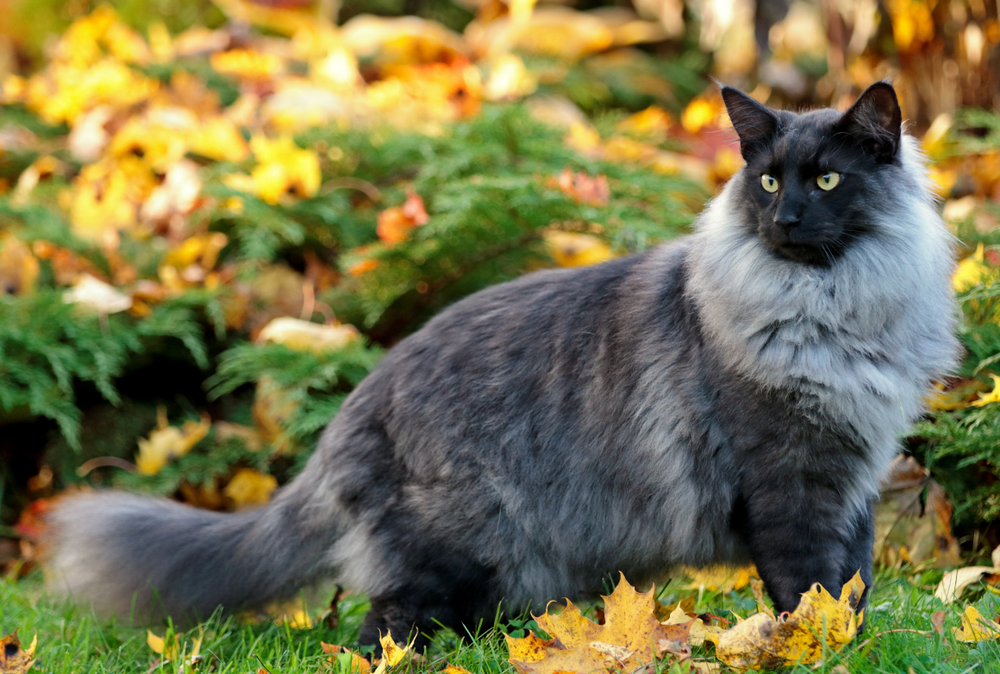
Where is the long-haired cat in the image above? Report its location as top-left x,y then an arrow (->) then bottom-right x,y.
45,82 -> 958,647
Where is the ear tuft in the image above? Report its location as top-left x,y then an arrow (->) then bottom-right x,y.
837,82 -> 901,163
721,86 -> 780,162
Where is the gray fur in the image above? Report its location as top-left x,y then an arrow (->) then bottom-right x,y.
45,85 -> 958,642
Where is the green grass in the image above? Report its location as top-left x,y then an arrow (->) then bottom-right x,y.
1,570 -> 998,673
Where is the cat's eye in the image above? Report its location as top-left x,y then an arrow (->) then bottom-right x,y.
760,174 -> 779,193
817,172 -> 841,191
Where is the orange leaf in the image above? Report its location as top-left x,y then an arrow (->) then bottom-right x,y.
0,632 -> 37,674
506,573 -> 691,674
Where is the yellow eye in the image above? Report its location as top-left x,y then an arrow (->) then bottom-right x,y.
760,174 -> 779,193
817,172 -> 841,191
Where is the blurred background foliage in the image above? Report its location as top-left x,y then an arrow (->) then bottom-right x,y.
2,0 -> 1000,579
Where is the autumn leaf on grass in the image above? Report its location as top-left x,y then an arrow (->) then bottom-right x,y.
506,573 -> 693,674
714,571 -> 865,670
369,630 -> 416,674
953,605 -> 1000,642
147,628 -> 202,666
322,642 -> 371,673
136,409 -> 211,475
935,544 -> 1000,603
0,631 -> 37,674
664,604 -> 726,648
268,597 -> 313,629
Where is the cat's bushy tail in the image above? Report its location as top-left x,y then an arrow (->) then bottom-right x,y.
43,490 -> 334,621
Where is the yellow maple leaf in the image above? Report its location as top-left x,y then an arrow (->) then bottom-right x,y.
506,573 -> 691,674
714,571 -> 865,670
664,604 -> 725,648
0,631 -> 37,674
954,605 -> 1000,642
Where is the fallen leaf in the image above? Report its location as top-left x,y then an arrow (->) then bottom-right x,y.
506,573 -> 691,674
322,642 -> 372,673
136,410 -> 211,475
935,544 -> 1000,603
0,233 -> 40,295
543,231 -> 613,268
682,565 -> 756,593
379,630 -> 411,667
548,168 -> 610,206
714,572 -> 865,670
876,455 -> 962,568
441,666 -> 471,674
224,468 -> 277,509
147,627 -> 203,664
953,605 -> 1000,642
0,631 -> 36,674
664,604 -> 725,647
376,192 -> 429,244
257,317 -> 360,353
268,597 -> 313,629
62,274 -> 133,314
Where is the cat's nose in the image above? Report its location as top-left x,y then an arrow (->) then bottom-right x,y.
773,211 -> 801,234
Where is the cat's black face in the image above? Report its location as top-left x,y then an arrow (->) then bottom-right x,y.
721,83 -> 903,267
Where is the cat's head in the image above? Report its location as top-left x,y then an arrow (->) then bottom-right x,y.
720,83 -> 904,267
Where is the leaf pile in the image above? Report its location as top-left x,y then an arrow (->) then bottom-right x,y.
507,572 -> 871,673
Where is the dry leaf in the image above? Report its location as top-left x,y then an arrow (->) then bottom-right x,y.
268,597 -> 313,629
506,573 -> 691,674
62,274 -> 132,313
0,631 -> 36,674
257,317 -> 360,353
376,192 -> 429,245
953,605 -> 1000,642
714,571 -> 865,670
322,642 -> 372,673
147,628 -> 203,664
875,455 -> 962,568
441,666 -> 471,674
136,410 -> 211,475
0,233 -> 40,295
664,604 -> 725,647
543,231 -> 613,268
379,630 -> 411,667
935,544 -> 1000,603
224,468 -> 277,509
682,565 -> 756,593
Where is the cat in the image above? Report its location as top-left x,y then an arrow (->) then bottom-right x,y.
44,82 -> 958,649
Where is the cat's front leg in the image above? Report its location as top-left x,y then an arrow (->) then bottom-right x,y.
741,479 -> 874,616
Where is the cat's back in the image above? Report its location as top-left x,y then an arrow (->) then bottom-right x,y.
323,239 -> 700,474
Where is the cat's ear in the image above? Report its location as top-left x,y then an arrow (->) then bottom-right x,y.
836,82 -> 901,163
721,86 -> 780,161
